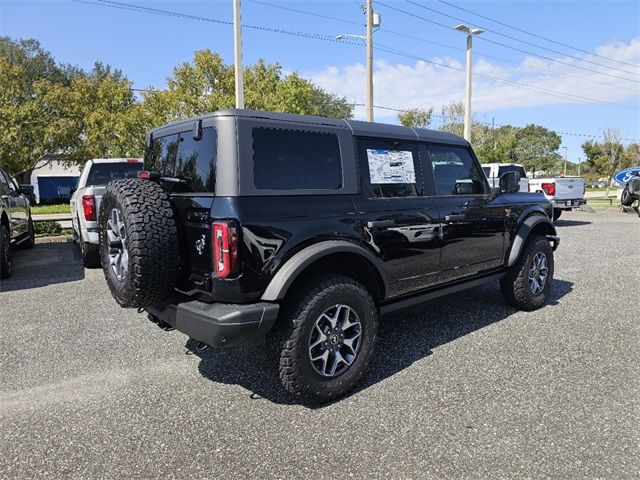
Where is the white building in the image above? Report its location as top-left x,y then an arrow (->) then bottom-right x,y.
27,157 -> 81,204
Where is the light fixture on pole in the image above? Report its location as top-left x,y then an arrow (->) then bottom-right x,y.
233,0 -> 244,109
454,24 -> 484,142
336,1 -> 380,122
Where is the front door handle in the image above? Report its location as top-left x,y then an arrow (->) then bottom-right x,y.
367,219 -> 396,228
444,214 -> 465,222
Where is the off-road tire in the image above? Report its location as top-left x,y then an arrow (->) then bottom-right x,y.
270,275 -> 378,404
99,179 -> 179,308
0,224 -> 12,279
80,234 -> 100,268
621,188 -> 634,206
552,209 -> 562,222
500,234 -> 554,311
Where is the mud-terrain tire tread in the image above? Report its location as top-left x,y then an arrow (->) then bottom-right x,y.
500,234 -> 554,311
99,179 -> 179,308
272,274 -> 378,403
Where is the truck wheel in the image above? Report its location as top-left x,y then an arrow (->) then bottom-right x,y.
99,179 -> 179,308
500,234 -> 554,311
17,217 -> 35,250
272,275 -> 378,403
552,209 -> 562,222
0,224 -> 12,279
621,188 -> 634,206
80,234 -> 100,268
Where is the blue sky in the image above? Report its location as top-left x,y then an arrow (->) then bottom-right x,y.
1,0 -> 639,162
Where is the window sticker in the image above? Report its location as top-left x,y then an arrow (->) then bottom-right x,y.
367,149 -> 416,184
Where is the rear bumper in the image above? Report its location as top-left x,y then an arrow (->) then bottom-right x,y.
146,296 -> 280,348
552,199 -> 586,209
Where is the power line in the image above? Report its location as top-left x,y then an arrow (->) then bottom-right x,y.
243,0 -> 639,93
404,0 -> 640,76
78,0 -> 638,110
376,1 -> 640,84
435,0 -> 640,69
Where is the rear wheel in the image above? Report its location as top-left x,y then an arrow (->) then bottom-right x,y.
0,224 -> 13,279
501,234 -> 554,311
271,275 -> 378,403
17,216 -> 35,249
552,209 -> 562,221
80,234 -> 100,268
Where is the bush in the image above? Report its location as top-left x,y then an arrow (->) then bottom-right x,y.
34,221 -> 63,237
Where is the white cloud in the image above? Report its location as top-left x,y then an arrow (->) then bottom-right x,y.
303,38 -> 640,121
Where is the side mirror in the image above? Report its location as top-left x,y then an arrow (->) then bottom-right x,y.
454,182 -> 475,195
58,186 -> 73,197
20,184 -> 34,195
499,171 -> 521,194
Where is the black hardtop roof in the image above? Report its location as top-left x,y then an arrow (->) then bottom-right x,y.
150,109 -> 468,146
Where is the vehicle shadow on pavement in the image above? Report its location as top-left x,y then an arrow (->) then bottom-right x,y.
187,279 -> 574,408
0,241 -> 84,292
554,220 -> 592,227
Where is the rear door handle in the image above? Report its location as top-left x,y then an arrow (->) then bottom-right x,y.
444,214 -> 465,222
367,220 -> 396,228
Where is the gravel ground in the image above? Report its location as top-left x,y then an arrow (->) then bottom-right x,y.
1,211 -> 639,479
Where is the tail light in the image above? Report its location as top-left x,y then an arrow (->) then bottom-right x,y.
541,183 -> 556,196
138,171 -> 160,181
81,195 -> 96,221
212,221 -> 238,278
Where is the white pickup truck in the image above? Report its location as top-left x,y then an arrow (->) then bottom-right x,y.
65,158 -> 143,267
482,163 -> 529,193
529,176 -> 586,221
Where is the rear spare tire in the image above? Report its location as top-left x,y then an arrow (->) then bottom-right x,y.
99,179 -> 179,308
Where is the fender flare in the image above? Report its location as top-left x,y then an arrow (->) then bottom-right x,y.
261,240 -> 388,301
507,215 -> 558,267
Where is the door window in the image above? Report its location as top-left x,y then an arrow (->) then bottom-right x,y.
429,145 -> 487,196
175,128 -> 217,192
356,137 -> 422,198
0,169 -> 10,195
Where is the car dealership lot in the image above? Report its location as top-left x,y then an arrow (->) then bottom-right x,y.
1,211 -> 638,479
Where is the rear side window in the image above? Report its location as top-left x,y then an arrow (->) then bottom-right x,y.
252,128 -> 342,190
429,145 -> 487,195
86,163 -> 143,187
0,169 -> 10,195
356,137 -> 422,198
175,128 -> 217,192
498,165 -> 526,178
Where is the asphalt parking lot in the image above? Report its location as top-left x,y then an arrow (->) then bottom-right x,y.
1,210 -> 639,479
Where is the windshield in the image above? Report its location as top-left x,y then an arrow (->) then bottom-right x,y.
498,165 -> 526,178
86,163 -> 143,186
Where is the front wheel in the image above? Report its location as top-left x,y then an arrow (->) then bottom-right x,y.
621,188 -> 634,206
501,234 -> 554,311
271,275 -> 379,403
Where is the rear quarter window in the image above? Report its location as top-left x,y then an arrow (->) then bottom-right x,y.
252,128 -> 343,190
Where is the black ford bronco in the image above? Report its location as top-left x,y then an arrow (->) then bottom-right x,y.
99,109 -> 559,402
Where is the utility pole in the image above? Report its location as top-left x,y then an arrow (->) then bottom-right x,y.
563,146 -> 568,176
578,157 -> 582,176
233,0 -> 244,109
366,0 -> 374,122
455,24 -> 484,142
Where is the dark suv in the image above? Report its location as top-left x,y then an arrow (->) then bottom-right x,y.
0,166 -> 35,279
99,109 -> 559,402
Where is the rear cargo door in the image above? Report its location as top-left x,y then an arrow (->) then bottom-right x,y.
146,127 -> 217,293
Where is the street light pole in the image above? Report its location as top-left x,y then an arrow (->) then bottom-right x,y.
366,0 -> 373,122
233,0 -> 244,109
455,24 -> 484,142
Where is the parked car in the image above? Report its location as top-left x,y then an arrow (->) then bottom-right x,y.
620,175 -> 640,206
0,166 -> 35,279
99,109 -> 559,403
528,176 -> 586,221
64,158 -> 143,267
482,163 -> 529,192
588,181 -> 606,189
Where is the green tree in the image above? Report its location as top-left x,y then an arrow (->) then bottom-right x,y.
512,124 -> 562,178
141,50 -> 352,126
397,107 -> 433,128
439,101 -> 492,153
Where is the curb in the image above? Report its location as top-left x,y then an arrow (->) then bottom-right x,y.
35,235 -> 73,244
